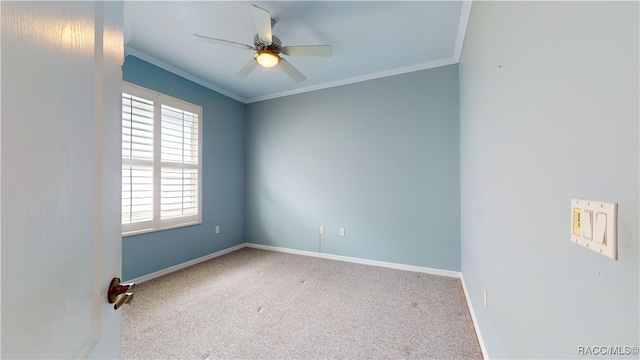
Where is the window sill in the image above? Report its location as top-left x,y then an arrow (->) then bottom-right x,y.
122,219 -> 202,237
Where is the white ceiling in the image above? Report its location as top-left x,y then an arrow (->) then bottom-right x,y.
124,1 -> 471,103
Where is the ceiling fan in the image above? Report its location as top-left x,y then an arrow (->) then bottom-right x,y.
194,4 -> 332,82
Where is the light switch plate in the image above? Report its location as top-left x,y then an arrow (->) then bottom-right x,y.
570,198 -> 617,260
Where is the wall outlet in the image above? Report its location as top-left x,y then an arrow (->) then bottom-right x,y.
319,226 -> 324,235
215,225 -> 220,234
339,228 -> 345,236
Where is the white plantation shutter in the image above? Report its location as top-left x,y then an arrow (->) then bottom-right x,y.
160,102 -> 200,221
122,83 -> 202,235
122,93 -> 154,228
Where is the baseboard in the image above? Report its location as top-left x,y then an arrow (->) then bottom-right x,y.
245,243 -> 461,278
125,243 -> 246,284
460,275 -> 489,360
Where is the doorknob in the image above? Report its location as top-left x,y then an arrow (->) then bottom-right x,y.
108,277 -> 135,310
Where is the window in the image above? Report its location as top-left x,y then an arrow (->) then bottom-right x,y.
122,82 -> 202,236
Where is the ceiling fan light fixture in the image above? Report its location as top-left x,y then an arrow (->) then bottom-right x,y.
255,50 -> 280,68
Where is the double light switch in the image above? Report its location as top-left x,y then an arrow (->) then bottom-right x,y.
571,198 -> 617,260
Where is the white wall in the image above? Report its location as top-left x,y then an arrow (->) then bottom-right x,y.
460,2 -> 639,358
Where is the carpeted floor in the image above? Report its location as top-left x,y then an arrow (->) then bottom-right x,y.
122,247 -> 482,359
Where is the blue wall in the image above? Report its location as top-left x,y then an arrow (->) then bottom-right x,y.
122,56 -> 246,280
460,2 -> 639,358
246,65 -> 461,271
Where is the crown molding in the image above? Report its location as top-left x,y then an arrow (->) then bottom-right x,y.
124,46 -> 249,103
245,57 -> 459,103
453,1 -> 473,62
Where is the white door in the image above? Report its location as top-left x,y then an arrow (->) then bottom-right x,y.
1,2 -> 124,358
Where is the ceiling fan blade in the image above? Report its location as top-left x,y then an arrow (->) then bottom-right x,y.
194,34 -> 253,50
235,59 -> 258,78
278,58 -> 306,83
250,4 -> 272,44
281,45 -> 332,57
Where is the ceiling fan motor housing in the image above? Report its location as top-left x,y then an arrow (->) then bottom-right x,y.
253,34 -> 282,54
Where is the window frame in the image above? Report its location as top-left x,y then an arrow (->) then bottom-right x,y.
122,81 -> 203,237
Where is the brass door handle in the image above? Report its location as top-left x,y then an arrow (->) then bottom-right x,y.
108,277 -> 135,310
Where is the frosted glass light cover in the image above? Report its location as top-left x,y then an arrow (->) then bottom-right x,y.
256,51 -> 280,68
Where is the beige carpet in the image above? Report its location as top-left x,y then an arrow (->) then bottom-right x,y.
122,247 -> 482,359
